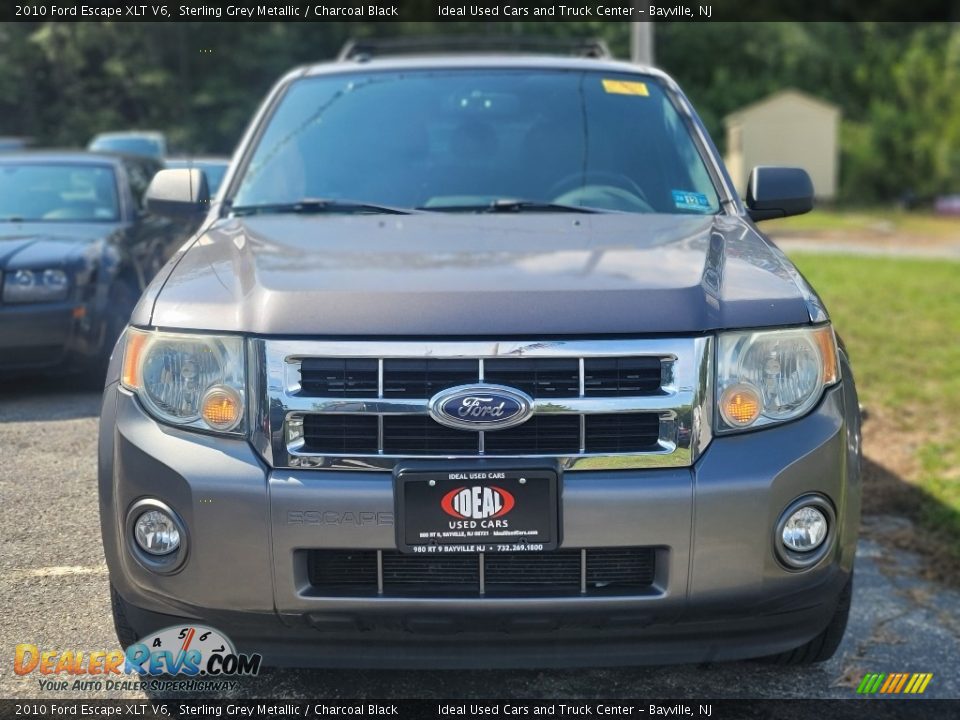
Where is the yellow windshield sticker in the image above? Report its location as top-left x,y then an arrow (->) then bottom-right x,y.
602,79 -> 649,96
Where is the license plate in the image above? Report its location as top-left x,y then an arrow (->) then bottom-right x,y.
395,466 -> 559,554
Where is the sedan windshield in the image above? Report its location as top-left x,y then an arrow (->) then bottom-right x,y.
231,69 -> 722,215
0,163 -> 120,222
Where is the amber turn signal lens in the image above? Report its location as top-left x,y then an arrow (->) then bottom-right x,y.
121,329 -> 149,390
720,383 -> 762,427
812,325 -> 840,385
201,386 -> 242,431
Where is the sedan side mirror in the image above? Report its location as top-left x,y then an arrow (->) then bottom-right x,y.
746,166 -> 814,221
145,168 -> 210,219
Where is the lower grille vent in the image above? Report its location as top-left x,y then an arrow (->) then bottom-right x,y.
306,548 -> 657,597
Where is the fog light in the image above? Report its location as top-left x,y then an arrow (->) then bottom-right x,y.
781,506 -> 828,552
134,510 -> 181,555
774,495 -> 835,570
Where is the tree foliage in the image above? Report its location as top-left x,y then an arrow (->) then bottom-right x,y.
0,21 -> 956,203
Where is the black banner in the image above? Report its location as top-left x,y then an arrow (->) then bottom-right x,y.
2,0 -> 959,23
1,700 -> 958,720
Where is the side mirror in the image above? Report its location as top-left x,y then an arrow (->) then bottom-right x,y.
144,169 -> 210,219
746,166 -> 814,221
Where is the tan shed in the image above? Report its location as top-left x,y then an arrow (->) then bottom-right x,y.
724,89 -> 841,200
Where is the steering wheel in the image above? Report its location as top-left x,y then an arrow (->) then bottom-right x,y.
547,171 -> 651,207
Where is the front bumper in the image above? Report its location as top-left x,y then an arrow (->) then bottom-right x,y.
99,380 -> 861,667
0,300 -> 100,371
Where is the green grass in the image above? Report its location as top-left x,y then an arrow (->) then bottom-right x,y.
767,210 -> 960,240
791,253 -> 960,549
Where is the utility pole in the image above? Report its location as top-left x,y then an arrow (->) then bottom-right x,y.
630,21 -> 654,65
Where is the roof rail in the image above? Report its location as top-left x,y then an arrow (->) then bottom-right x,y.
336,36 -> 612,62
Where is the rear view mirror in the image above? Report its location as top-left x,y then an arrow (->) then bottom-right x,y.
145,168 -> 210,219
746,167 -> 814,221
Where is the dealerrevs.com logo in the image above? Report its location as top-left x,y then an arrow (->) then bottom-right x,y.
15,625 -> 261,692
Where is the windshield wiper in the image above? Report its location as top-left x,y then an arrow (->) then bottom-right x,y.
229,198 -> 413,216
420,198 -> 600,214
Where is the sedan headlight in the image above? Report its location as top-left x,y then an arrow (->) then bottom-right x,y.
121,328 -> 246,434
716,324 -> 839,433
2,269 -> 70,303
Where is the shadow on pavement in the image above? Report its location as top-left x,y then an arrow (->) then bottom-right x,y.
860,455 -> 960,590
0,372 -> 104,422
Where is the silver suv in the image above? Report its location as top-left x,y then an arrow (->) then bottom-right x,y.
99,45 -> 861,668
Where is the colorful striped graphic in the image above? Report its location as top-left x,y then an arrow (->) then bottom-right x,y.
856,672 -> 933,694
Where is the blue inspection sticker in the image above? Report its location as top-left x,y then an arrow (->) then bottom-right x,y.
672,189 -> 712,212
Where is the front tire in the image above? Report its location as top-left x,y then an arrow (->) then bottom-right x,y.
110,583 -> 141,649
761,571 -> 853,665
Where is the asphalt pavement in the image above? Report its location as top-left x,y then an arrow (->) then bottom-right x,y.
1,378 -> 957,700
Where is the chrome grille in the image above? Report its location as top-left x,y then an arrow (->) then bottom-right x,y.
382,359 -> 478,398
254,338 -> 712,471
483,358 -> 581,397
301,415 -> 379,454
298,413 -> 661,456
382,415 -> 478,455
298,358 -> 378,397
583,357 -> 663,396
481,414 -> 583,455
294,356 -> 665,400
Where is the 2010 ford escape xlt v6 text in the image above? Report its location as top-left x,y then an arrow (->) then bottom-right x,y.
99,42 -> 862,668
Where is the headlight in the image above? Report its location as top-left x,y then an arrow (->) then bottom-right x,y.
2,268 -> 69,303
716,324 -> 839,433
121,328 -> 246,434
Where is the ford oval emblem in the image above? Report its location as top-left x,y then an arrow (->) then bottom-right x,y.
429,384 -> 533,431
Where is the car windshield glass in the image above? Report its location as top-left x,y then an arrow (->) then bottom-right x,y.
0,163 -> 120,222
231,69 -> 721,215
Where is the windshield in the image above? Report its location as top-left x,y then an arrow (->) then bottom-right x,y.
232,69 -> 721,215
0,163 -> 120,222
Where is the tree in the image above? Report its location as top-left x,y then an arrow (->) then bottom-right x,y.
0,21 -> 956,203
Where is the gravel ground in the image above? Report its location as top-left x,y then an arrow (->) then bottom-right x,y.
1,378 -> 957,700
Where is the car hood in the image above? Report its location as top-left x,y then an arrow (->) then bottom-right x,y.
145,214 -> 822,335
0,222 -> 121,269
